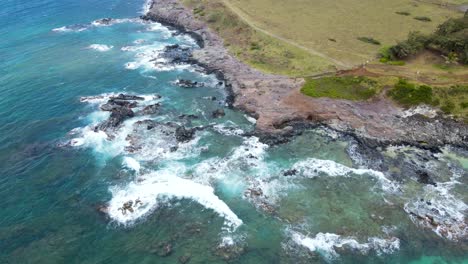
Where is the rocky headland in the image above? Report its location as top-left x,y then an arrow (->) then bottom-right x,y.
142,0 -> 468,150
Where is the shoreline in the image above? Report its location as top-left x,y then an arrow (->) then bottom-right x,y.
143,0 -> 468,150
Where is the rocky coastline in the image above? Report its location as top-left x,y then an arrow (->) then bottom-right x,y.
142,0 -> 468,150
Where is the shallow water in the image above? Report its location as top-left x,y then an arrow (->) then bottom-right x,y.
0,0 -> 467,263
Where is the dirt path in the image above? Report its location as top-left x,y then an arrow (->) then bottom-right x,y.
220,0 -> 350,68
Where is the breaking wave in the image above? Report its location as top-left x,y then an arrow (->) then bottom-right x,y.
291,231 -> 400,260
107,171 -> 243,231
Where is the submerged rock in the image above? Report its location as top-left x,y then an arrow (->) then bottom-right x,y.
178,255 -> 191,264
151,242 -> 173,257
212,109 -> 225,118
175,79 -> 204,88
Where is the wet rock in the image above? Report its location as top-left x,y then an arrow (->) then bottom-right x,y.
178,114 -> 199,119
161,44 -> 192,64
247,154 -> 257,159
141,103 -> 161,115
175,126 -> 195,142
212,109 -> 225,118
202,96 -> 217,101
93,18 -> 113,25
283,169 -> 298,176
176,79 -> 204,88
110,94 -> 144,101
98,106 -> 134,130
416,170 -> 437,186
246,188 -> 263,197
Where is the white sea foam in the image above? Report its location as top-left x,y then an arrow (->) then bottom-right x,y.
404,175 -> 467,241
107,171 -> 243,230
88,44 -> 114,52
292,158 -> 398,192
123,157 -> 141,173
52,25 -> 88,33
133,39 -> 146,45
402,105 -> 438,118
72,93 -> 163,158
291,232 -> 400,260
244,115 -> 257,124
141,0 -> 152,15
213,122 -> 245,136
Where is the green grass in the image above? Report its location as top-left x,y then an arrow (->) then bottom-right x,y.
183,0 -> 332,76
224,0 -> 462,65
388,79 -> 434,106
301,76 -> 379,101
388,79 -> 468,119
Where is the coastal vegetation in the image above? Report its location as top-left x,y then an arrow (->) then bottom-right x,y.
301,76 -> 379,101
388,79 -> 468,119
383,12 -> 468,64
183,0 -> 463,72
183,0 -> 333,76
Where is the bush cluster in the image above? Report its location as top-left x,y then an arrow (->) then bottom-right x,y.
383,12 -> 468,64
387,79 -> 434,107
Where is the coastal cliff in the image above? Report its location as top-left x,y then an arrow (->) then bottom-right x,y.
143,0 -> 468,149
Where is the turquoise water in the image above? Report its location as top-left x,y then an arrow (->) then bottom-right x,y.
0,0 -> 467,263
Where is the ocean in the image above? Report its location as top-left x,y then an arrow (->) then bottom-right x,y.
0,0 -> 467,263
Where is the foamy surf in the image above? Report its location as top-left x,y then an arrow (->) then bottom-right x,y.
107,172 -> 243,230
404,175 -> 467,241
88,44 -> 114,52
293,158 -> 398,192
291,232 -> 400,260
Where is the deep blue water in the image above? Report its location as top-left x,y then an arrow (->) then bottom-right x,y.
1,0 -> 467,263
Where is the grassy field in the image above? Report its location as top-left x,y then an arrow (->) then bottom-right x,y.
181,0 -> 468,119
223,0 -> 465,66
301,76 -> 380,101
183,0 -> 335,76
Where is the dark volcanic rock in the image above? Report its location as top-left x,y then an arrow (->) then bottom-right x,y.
161,44 -> 192,64
179,114 -> 199,119
212,109 -> 225,118
283,169 -> 298,176
93,18 -> 113,25
416,170 -> 437,186
110,94 -> 144,101
176,79 -> 204,88
141,103 -> 161,115
175,126 -> 195,142
98,106 -> 134,130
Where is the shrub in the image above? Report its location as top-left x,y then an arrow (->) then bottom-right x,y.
441,101 -> 455,113
388,31 -> 429,59
357,37 -> 381,45
396,11 -> 411,16
414,16 -> 432,22
385,15 -> 468,63
460,102 -> 468,109
250,42 -> 261,50
388,79 -> 433,107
